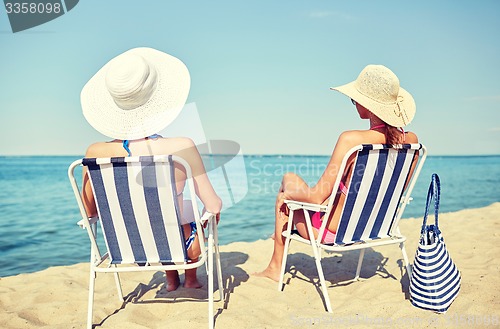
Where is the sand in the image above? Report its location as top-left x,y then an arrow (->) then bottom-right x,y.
1,203 -> 499,329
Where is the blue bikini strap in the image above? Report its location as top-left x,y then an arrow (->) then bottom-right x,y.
122,134 -> 162,157
122,140 -> 132,157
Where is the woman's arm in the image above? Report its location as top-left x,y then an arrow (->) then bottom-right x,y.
283,131 -> 360,205
312,132 -> 361,203
174,138 -> 222,214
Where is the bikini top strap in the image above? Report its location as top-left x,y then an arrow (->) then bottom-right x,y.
370,124 -> 386,130
122,140 -> 131,157
370,124 -> 407,142
122,134 -> 162,157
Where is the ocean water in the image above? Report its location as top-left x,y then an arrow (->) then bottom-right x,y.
0,154 -> 499,278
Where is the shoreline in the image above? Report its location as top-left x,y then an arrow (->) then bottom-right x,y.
1,202 -> 498,279
1,202 -> 499,328
2,154 -> 500,158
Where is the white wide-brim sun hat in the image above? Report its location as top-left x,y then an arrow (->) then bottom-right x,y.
81,47 -> 190,140
330,64 -> 415,127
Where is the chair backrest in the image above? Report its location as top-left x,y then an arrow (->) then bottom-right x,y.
333,144 -> 426,245
82,155 -> 194,265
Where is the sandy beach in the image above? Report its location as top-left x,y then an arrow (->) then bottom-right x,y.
1,203 -> 499,329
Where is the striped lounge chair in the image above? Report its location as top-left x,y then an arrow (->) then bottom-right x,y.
68,155 -> 223,329
278,144 -> 427,312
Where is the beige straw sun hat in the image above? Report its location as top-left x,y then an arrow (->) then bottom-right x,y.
81,47 -> 190,140
330,65 -> 415,127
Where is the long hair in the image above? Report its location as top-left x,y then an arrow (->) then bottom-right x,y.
385,125 -> 405,145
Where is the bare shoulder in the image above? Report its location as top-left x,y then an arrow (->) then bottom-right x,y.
337,130 -> 369,146
405,131 -> 419,143
155,136 -> 197,153
329,130 -> 368,160
163,136 -> 196,148
85,141 -> 115,158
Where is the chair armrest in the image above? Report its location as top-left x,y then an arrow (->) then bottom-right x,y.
200,211 -> 216,225
284,200 -> 328,212
77,216 -> 99,229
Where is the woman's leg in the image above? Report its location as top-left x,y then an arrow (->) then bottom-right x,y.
254,173 -> 309,281
184,223 -> 203,288
165,270 -> 181,291
165,223 -> 203,290
252,192 -> 290,281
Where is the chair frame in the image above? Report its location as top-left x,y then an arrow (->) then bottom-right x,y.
68,155 -> 223,329
278,144 -> 427,313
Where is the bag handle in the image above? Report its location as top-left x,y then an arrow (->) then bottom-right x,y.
421,173 -> 440,232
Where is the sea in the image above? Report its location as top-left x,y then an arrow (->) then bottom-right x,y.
1,154 -> 499,278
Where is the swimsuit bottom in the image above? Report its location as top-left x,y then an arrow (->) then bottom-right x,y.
185,222 -> 197,250
309,180 -> 346,244
181,200 -> 197,250
311,211 -> 336,244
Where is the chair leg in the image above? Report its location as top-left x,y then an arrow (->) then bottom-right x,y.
354,249 -> 365,281
87,268 -> 96,329
213,225 -> 224,301
113,266 -> 123,302
302,210 -> 332,313
278,210 -> 294,291
278,236 -> 292,291
207,222 -> 214,329
313,252 -> 333,313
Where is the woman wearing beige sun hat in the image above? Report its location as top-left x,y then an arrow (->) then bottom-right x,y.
80,47 -> 222,292
255,64 -> 419,282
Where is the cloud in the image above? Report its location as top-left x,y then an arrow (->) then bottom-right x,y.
488,127 -> 500,132
309,11 -> 354,20
309,11 -> 333,18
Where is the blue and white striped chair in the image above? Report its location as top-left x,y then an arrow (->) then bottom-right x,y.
68,155 -> 223,329
278,144 -> 427,313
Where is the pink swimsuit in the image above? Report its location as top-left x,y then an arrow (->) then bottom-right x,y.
311,170 -> 348,244
311,211 -> 336,244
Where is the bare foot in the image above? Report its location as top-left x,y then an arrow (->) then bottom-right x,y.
166,271 -> 180,292
184,268 -> 203,289
184,277 -> 203,289
252,267 -> 281,282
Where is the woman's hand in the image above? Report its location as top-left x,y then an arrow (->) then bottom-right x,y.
201,209 -> 220,228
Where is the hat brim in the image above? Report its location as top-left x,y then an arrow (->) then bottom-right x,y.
81,47 -> 190,140
331,81 -> 415,127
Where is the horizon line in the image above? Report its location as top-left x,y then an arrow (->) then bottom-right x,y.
1,153 -> 500,158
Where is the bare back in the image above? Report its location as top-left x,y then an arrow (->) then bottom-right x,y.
318,129 -> 419,233
82,137 -> 221,217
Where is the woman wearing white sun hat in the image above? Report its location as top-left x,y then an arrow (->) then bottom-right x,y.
255,64 -> 419,282
81,47 -> 222,291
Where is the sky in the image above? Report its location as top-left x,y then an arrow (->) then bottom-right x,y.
1,0 -> 499,156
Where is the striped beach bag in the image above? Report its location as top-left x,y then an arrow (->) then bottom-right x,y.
409,173 -> 461,313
